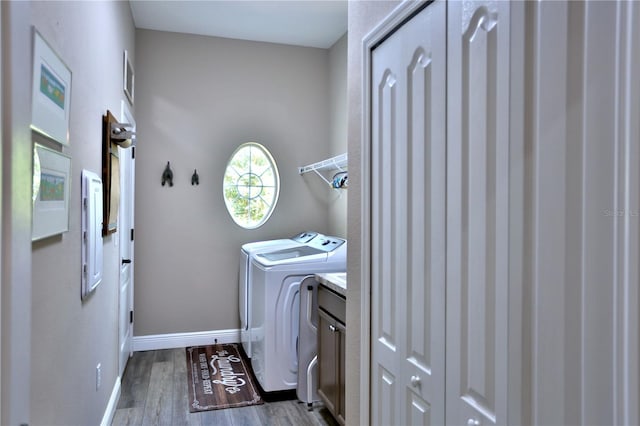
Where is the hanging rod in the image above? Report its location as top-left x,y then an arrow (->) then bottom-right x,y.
298,153 -> 347,175
298,153 -> 348,186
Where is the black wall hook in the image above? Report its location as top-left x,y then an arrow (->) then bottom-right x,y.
191,169 -> 199,185
161,162 -> 173,187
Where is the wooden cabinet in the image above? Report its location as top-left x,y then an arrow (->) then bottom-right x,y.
317,285 -> 346,425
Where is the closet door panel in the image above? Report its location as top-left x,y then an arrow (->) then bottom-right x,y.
371,24 -> 404,426
447,1 -> 510,425
404,3 -> 446,425
407,390 -> 431,426
375,366 -> 397,426
370,2 -> 446,425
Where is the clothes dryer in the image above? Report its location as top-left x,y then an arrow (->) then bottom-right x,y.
249,236 -> 346,392
239,231 -> 318,358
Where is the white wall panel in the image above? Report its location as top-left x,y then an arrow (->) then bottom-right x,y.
523,1 -> 569,423
523,1 -> 640,424
581,2 -> 617,423
614,1 -> 640,425
563,1 -> 586,422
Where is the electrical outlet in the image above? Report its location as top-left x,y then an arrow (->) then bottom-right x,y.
96,363 -> 102,390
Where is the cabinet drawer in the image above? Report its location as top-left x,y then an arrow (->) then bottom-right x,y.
318,285 -> 346,324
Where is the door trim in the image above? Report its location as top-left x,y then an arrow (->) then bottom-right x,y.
360,1 -> 432,424
118,100 -> 135,378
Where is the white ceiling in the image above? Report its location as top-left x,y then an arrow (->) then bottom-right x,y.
129,0 -> 348,49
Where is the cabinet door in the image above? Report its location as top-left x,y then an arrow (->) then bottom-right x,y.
370,2 -> 447,425
445,1 -> 510,425
318,309 -> 338,416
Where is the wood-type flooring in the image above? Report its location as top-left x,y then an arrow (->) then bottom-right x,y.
111,348 -> 339,426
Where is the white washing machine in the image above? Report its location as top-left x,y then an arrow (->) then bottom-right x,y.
239,231 -> 318,358
249,236 -> 346,393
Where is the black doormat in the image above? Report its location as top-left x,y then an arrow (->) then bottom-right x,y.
186,344 -> 263,412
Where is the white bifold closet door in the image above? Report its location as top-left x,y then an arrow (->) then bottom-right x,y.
445,1 -> 510,425
370,1 -> 447,425
370,0 -> 511,425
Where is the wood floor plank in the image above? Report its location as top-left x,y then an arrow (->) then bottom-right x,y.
310,406 -> 340,426
227,404 -> 264,426
254,400 -> 296,426
141,361 -> 174,426
199,406 -> 233,425
154,349 -> 175,363
113,348 -> 340,426
111,407 -> 144,426
284,400 -> 338,426
172,348 -> 200,426
118,350 -> 156,409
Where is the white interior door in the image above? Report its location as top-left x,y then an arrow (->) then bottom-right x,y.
370,2 -> 447,425
445,1 -> 510,425
118,101 -> 136,377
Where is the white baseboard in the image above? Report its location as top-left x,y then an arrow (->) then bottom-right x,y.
100,376 -> 121,426
132,329 -> 240,352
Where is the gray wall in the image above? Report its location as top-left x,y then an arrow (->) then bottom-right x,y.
327,33 -> 348,238
2,2 -> 33,424
345,2 -> 400,425
134,30 -> 334,336
29,1 -> 135,425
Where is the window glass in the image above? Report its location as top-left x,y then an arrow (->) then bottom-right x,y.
223,142 -> 280,229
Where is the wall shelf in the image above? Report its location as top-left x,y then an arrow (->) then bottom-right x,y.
299,153 -> 348,187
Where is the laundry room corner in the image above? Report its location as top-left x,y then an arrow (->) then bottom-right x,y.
132,29 -> 334,340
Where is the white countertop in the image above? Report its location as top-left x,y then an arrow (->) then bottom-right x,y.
315,272 -> 347,297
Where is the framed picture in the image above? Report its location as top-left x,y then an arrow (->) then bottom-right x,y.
32,144 -> 71,241
102,110 -> 121,235
31,29 -> 72,146
123,50 -> 134,105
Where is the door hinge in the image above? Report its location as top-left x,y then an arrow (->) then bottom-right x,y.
130,310 -> 133,324
130,228 -> 134,241
131,146 -> 135,159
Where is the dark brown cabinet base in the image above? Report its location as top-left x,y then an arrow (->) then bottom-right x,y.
317,285 -> 346,425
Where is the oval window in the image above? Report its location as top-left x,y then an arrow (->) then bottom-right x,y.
223,142 -> 280,229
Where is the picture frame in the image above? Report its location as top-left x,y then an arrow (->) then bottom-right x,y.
31,29 -> 72,146
123,50 -> 134,105
32,144 -> 71,241
102,110 -> 121,235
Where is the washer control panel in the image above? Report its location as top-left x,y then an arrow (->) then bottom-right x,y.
307,236 -> 346,252
291,231 -> 319,243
